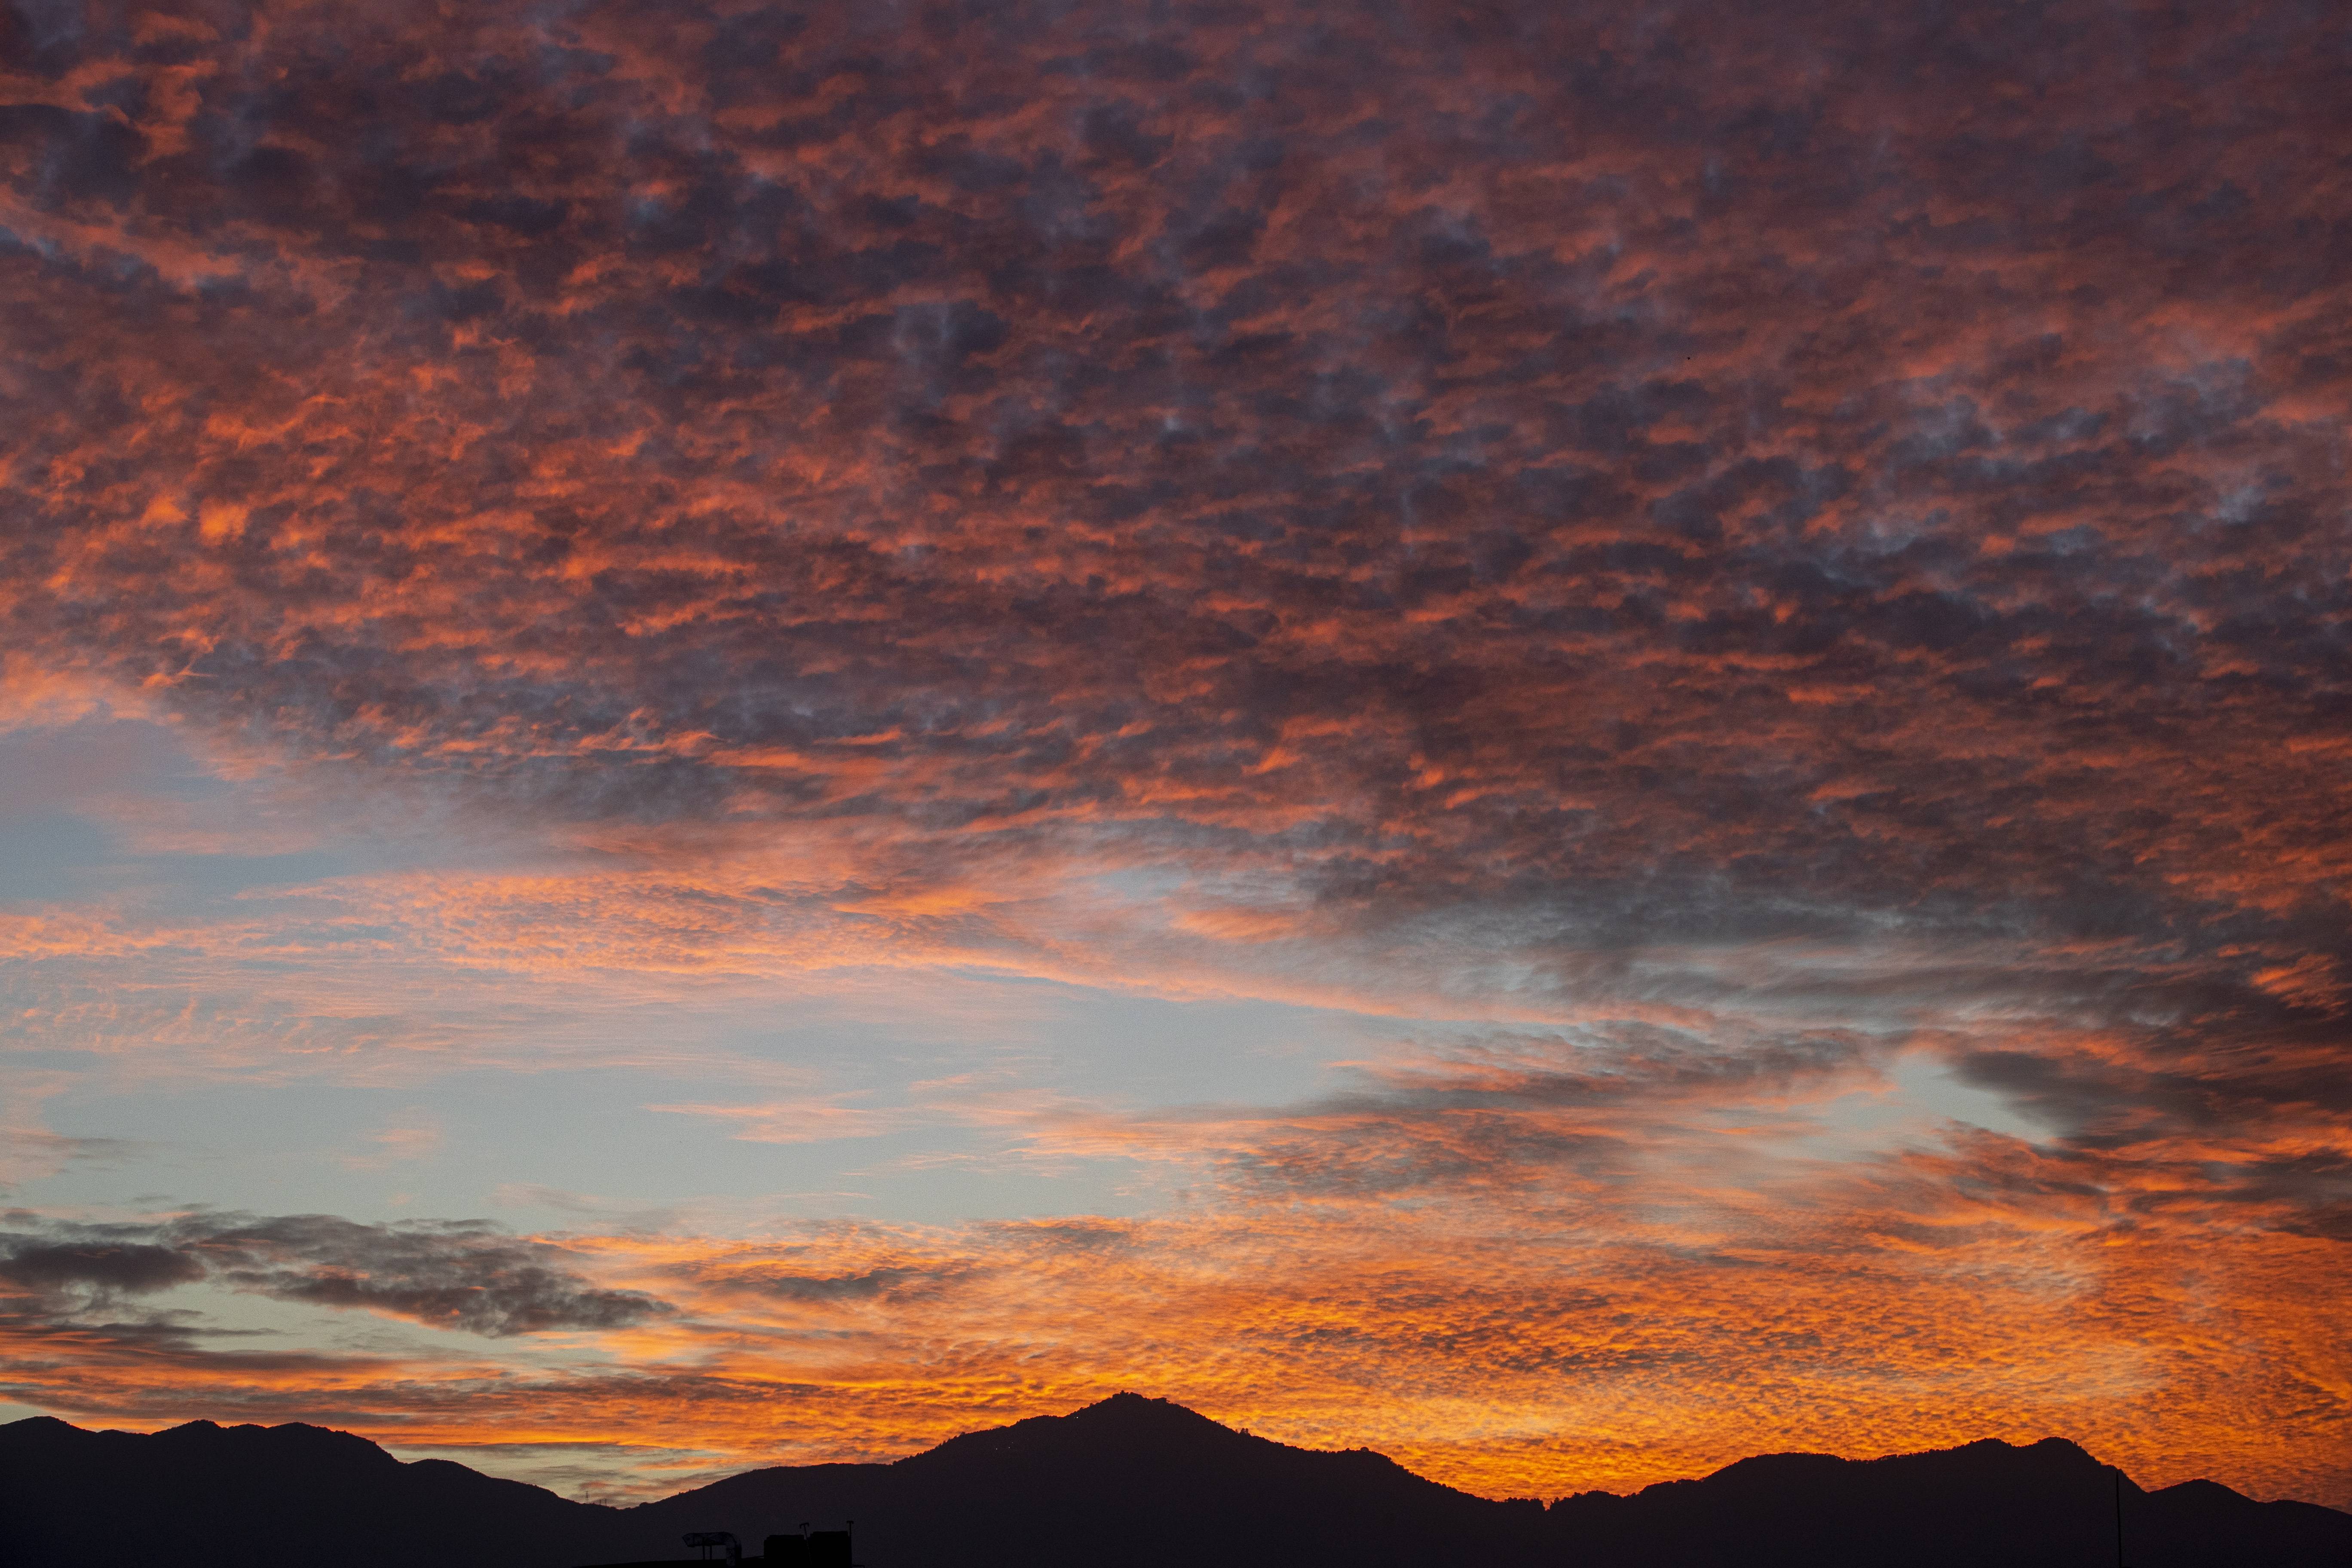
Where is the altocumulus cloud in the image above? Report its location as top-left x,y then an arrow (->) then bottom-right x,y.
0,0 -> 2349,1516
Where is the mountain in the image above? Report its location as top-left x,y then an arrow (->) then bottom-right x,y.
603,1393 -> 1534,1566
1540,1436 -> 2352,1567
3,1394 -> 2347,1568
0,1413 -> 622,1567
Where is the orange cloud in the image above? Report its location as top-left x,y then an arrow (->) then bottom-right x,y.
2,0 -> 2347,1519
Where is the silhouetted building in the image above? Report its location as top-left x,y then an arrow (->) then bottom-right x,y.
764,1527 -> 852,1568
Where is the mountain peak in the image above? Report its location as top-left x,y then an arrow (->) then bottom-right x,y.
1066,1391 -> 1239,1431
902,1390 -> 1256,1474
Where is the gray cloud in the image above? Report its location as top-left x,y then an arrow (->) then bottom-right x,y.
0,1214 -> 671,1337
183,1214 -> 673,1337
0,1238 -> 205,1295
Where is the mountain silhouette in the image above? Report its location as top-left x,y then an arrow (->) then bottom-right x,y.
602,1393 -> 1527,1567
1539,1436 -> 2352,1566
4,1394 -> 2347,1568
0,1414 -> 621,1568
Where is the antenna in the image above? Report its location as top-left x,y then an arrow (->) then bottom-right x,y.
2113,1466 -> 2127,1568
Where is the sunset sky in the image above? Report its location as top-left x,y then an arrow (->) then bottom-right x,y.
3,0 -> 2349,1513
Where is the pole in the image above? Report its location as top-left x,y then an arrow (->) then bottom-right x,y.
2113,1466 -> 2125,1568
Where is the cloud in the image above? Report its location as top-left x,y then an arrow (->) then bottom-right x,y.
0,1126 -> 139,1189
0,0 -> 2347,1517
0,1237 -> 204,1297
3,1154 -> 2346,1505
3,4 -> 2345,1011
0,1214 -> 672,1338
182,1214 -> 675,1338
648,1099 -> 916,1145
339,1122 -> 445,1171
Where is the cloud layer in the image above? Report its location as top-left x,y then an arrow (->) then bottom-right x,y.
0,0 -> 2346,1512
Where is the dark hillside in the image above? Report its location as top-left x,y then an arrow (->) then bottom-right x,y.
605,1393 -> 1540,1566
1541,1436 -> 2352,1567
4,1397 -> 2346,1568
0,1415 -> 621,1568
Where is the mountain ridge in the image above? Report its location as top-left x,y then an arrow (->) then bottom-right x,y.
3,1393 -> 2346,1567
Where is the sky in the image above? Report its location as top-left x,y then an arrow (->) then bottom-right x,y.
1,0 -> 2348,1512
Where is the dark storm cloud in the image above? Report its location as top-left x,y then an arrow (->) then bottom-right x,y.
0,1214 -> 671,1336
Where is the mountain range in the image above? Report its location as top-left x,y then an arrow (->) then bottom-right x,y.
4,1393 -> 2346,1567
